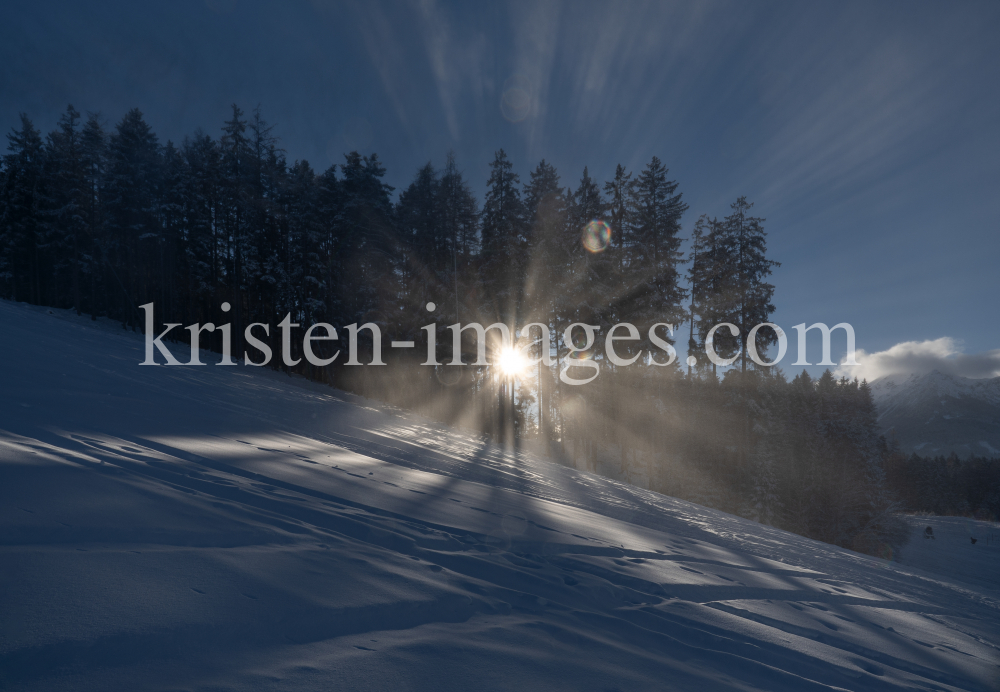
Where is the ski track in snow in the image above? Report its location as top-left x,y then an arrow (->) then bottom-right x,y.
1,300 -> 999,691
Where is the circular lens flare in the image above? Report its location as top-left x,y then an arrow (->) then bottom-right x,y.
501,75 -> 532,122
496,346 -> 528,377
582,220 -> 611,253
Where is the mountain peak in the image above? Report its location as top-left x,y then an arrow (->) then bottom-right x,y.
871,370 -> 1000,458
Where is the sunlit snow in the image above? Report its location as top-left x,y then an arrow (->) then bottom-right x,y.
1,300 -> 998,691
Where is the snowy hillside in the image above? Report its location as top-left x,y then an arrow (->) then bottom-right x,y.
871,372 -> 1000,458
894,515 -> 1000,596
1,299 -> 998,692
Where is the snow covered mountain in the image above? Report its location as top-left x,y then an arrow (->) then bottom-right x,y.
2,298 -> 999,691
870,371 -> 1000,458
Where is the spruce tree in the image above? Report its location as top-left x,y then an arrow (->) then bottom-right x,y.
0,115 -> 46,303
80,113 -> 107,319
522,158 -> 565,324
480,149 -> 525,325
437,152 -> 478,324
716,196 -> 779,373
602,163 -> 633,267
568,166 -> 611,333
43,105 -> 88,312
522,159 -> 567,440
479,149 -> 526,440
158,140 -> 185,320
602,164 -> 633,322
181,131 -> 222,320
104,108 -> 162,326
396,161 -> 442,329
338,151 -> 395,327
624,156 -> 687,347
220,104 -> 250,355
317,162 -> 342,330
243,107 -> 281,338
286,160 -> 325,327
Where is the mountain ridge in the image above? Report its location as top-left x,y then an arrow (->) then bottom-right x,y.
870,370 -> 1000,458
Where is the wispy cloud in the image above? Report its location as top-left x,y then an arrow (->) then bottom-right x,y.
340,0 -> 424,138
835,337 -> 1000,381
506,0 -> 561,155
415,0 -> 489,142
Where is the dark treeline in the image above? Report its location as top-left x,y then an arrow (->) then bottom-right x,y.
886,452 -> 1000,520
2,104 -> 925,555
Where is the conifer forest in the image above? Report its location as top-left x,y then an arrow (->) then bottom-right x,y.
3,105 -> 997,556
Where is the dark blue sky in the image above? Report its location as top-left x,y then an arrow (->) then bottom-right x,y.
3,0 -> 998,378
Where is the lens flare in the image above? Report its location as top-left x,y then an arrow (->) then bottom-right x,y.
496,346 -> 528,377
500,75 -> 532,122
582,219 -> 611,253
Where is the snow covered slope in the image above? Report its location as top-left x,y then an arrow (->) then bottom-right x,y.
1,299 -> 998,692
894,516 -> 1000,596
870,372 -> 1000,458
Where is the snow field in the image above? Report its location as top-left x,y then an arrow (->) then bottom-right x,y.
1,299 -> 998,691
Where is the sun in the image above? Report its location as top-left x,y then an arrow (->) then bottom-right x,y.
496,346 -> 529,377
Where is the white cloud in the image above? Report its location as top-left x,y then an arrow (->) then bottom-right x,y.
835,337 -> 1000,382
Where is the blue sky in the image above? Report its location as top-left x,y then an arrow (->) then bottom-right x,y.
3,0 -> 998,378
